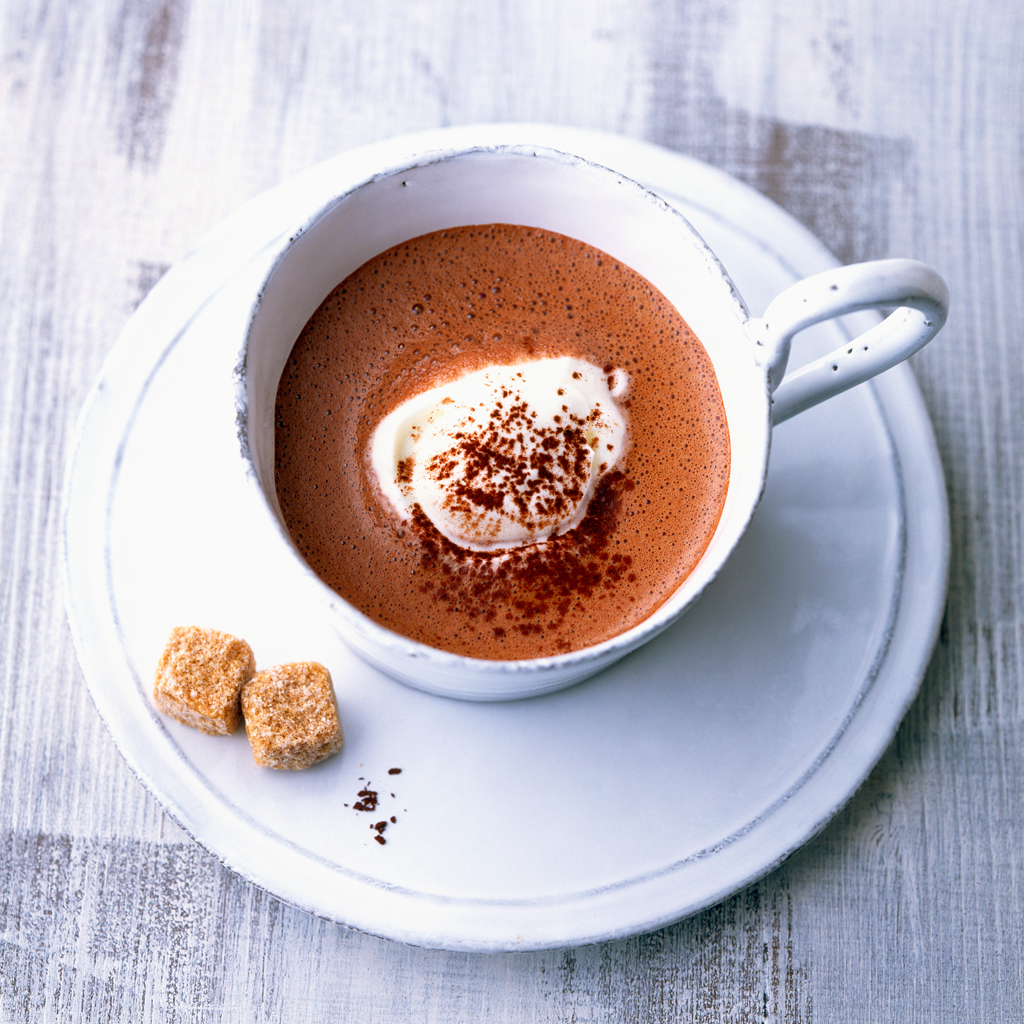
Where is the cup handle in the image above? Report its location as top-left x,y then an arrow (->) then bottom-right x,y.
747,258 -> 949,425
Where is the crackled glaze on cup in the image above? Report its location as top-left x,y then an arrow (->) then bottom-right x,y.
236,145 -> 947,701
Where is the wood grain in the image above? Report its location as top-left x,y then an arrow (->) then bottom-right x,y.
2,0 -> 1023,1018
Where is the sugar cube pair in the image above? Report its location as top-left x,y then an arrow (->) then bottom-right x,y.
153,625 -> 343,770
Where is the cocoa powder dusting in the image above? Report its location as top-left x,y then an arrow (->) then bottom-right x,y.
406,470 -> 633,648
421,389 -> 594,538
274,225 -> 730,659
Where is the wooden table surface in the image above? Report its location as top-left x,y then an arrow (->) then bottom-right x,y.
2,0 -> 1022,1019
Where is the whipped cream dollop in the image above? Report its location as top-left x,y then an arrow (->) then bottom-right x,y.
370,357 -> 629,551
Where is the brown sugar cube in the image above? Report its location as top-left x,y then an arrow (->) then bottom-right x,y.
153,626 -> 255,735
241,662 -> 344,770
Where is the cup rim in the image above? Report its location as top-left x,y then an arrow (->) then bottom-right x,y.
235,143 -> 771,683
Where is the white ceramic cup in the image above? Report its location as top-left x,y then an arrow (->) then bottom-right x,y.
236,144 -> 948,701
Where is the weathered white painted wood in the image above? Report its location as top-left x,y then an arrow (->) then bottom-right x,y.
2,0 -> 1023,1018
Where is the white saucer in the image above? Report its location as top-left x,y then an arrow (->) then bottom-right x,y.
63,125 -> 949,952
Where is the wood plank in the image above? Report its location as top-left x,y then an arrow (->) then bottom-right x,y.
2,0 -> 1023,1018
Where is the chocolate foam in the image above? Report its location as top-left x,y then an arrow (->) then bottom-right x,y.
274,224 -> 730,660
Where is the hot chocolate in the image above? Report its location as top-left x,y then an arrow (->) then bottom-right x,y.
274,224 -> 729,660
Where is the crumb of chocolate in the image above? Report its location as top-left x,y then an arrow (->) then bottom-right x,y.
353,772 -> 405,846
353,786 -> 379,811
